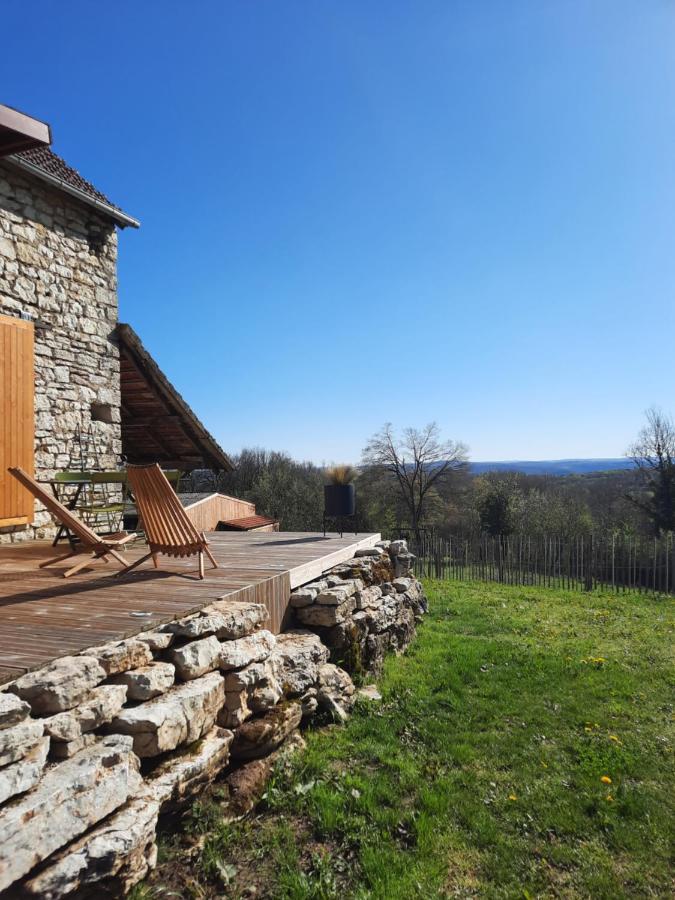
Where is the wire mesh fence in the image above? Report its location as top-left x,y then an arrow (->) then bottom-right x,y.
409,532 -> 675,595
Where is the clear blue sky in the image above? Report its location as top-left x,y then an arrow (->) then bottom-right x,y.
3,1 -> 675,464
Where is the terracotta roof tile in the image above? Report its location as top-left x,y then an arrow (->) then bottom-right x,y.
15,145 -> 119,209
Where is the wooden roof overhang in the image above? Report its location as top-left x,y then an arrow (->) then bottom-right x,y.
116,323 -> 233,472
0,104 -> 51,157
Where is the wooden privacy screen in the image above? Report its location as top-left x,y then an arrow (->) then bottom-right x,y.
0,313 -> 35,526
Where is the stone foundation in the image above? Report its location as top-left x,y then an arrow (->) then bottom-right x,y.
0,541 -> 425,897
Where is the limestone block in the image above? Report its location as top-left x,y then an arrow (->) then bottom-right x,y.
44,684 -> 128,742
218,692 -> 251,729
219,658 -> 283,728
317,663 -> 355,722
0,718 -> 44,766
388,540 -> 407,555
0,736 -> 49,805
354,546 -> 385,557
0,234 -> 16,259
299,689 -> 318,718
142,726 -> 234,814
135,631 -> 174,651
7,656 -> 106,714
109,671 -> 225,758
230,702 -> 302,761
49,733 -> 96,760
218,629 -> 276,671
163,600 -> 268,641
169,635 -> 221,680
392,577 -> 414,594
222,656 -> 278,694
22,796 -> 159,899
110,662 -> 175,701
0,692 -> 30,730
289,586 -> 318,608
354,585 -> 383,610
361,594 -> 397,631
0,735 -> 141,892
87,638 -> 153,676
273,629 -> 330,697
315,579 -> 363,606
295,598 -> 356,628
393,552 -> 415,577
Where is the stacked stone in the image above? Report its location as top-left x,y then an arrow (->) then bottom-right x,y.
0,160 -> 121,544
0,654 -> 142,896
0,600 -> 356,897
0,540 -> 425,897
290,540 -> 427,675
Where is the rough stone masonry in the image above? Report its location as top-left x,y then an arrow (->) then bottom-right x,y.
0,159 -> 121,542
0,539 -> 425,898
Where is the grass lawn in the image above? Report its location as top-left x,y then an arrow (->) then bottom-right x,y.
136,580 -> 674,899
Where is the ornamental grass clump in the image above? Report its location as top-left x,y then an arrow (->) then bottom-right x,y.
325,464 -> 357,485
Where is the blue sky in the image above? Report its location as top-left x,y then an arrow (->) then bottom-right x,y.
3,1 -> 675,463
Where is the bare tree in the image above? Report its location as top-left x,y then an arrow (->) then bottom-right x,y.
362,422 -> 468,540
627,407 -> 675,535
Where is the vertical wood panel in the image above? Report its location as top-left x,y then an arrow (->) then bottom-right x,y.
184,494 -> 256,532
0,313 -> 34,524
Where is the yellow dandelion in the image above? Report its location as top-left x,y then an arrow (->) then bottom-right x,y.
600,775 -> 612,785
584,727 -> 592,733
541,761 -> 548,768
609,735 -> 620,743
508,794 -> 517,801
605,794 -> 613,802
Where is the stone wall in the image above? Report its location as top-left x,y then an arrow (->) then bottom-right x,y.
0,541 -> 426,898
0,160 -> 121,542
291,538 -> 426,677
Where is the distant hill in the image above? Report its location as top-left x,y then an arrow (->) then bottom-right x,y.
470,459 -> 635,476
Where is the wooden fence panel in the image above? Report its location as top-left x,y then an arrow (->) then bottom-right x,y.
410,532 -> 675,596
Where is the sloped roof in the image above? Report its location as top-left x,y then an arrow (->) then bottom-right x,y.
18,146 -> 116,206
9,146 -> 139,228
117,323 -> 233,472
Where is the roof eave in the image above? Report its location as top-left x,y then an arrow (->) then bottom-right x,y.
116,323 -> 234,472
0,104 -> 51,156
7,155 -> 140,229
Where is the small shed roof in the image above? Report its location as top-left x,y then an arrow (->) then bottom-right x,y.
219,515 -> 279,531
117,323 -> 233,472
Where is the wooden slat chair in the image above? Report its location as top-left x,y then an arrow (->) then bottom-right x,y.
120,464 -> 218,579
8,467 -> 136,577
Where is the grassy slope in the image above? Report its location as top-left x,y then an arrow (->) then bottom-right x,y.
138,581 -> 674,899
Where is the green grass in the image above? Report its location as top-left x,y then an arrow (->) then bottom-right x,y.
142,580 -> 674,899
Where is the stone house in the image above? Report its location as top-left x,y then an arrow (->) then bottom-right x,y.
0,104 -> 231,540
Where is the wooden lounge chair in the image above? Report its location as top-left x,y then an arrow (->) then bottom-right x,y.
8,467 -> 136,577
121,463 -> 218,579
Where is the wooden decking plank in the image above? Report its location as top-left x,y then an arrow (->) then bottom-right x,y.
0,531 -> 379,681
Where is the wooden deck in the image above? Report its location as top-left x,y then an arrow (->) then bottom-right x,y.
0,531 -> 380,684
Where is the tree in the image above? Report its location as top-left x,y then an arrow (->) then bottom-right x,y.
218,448 -> 324,531
475,473 -> 520,536
362,422 -> 468,540
627,407 -> 675,535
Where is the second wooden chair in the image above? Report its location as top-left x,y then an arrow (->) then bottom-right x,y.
121,463 -> 218,579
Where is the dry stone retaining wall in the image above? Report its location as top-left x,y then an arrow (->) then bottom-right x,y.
0,540 -> 426,898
